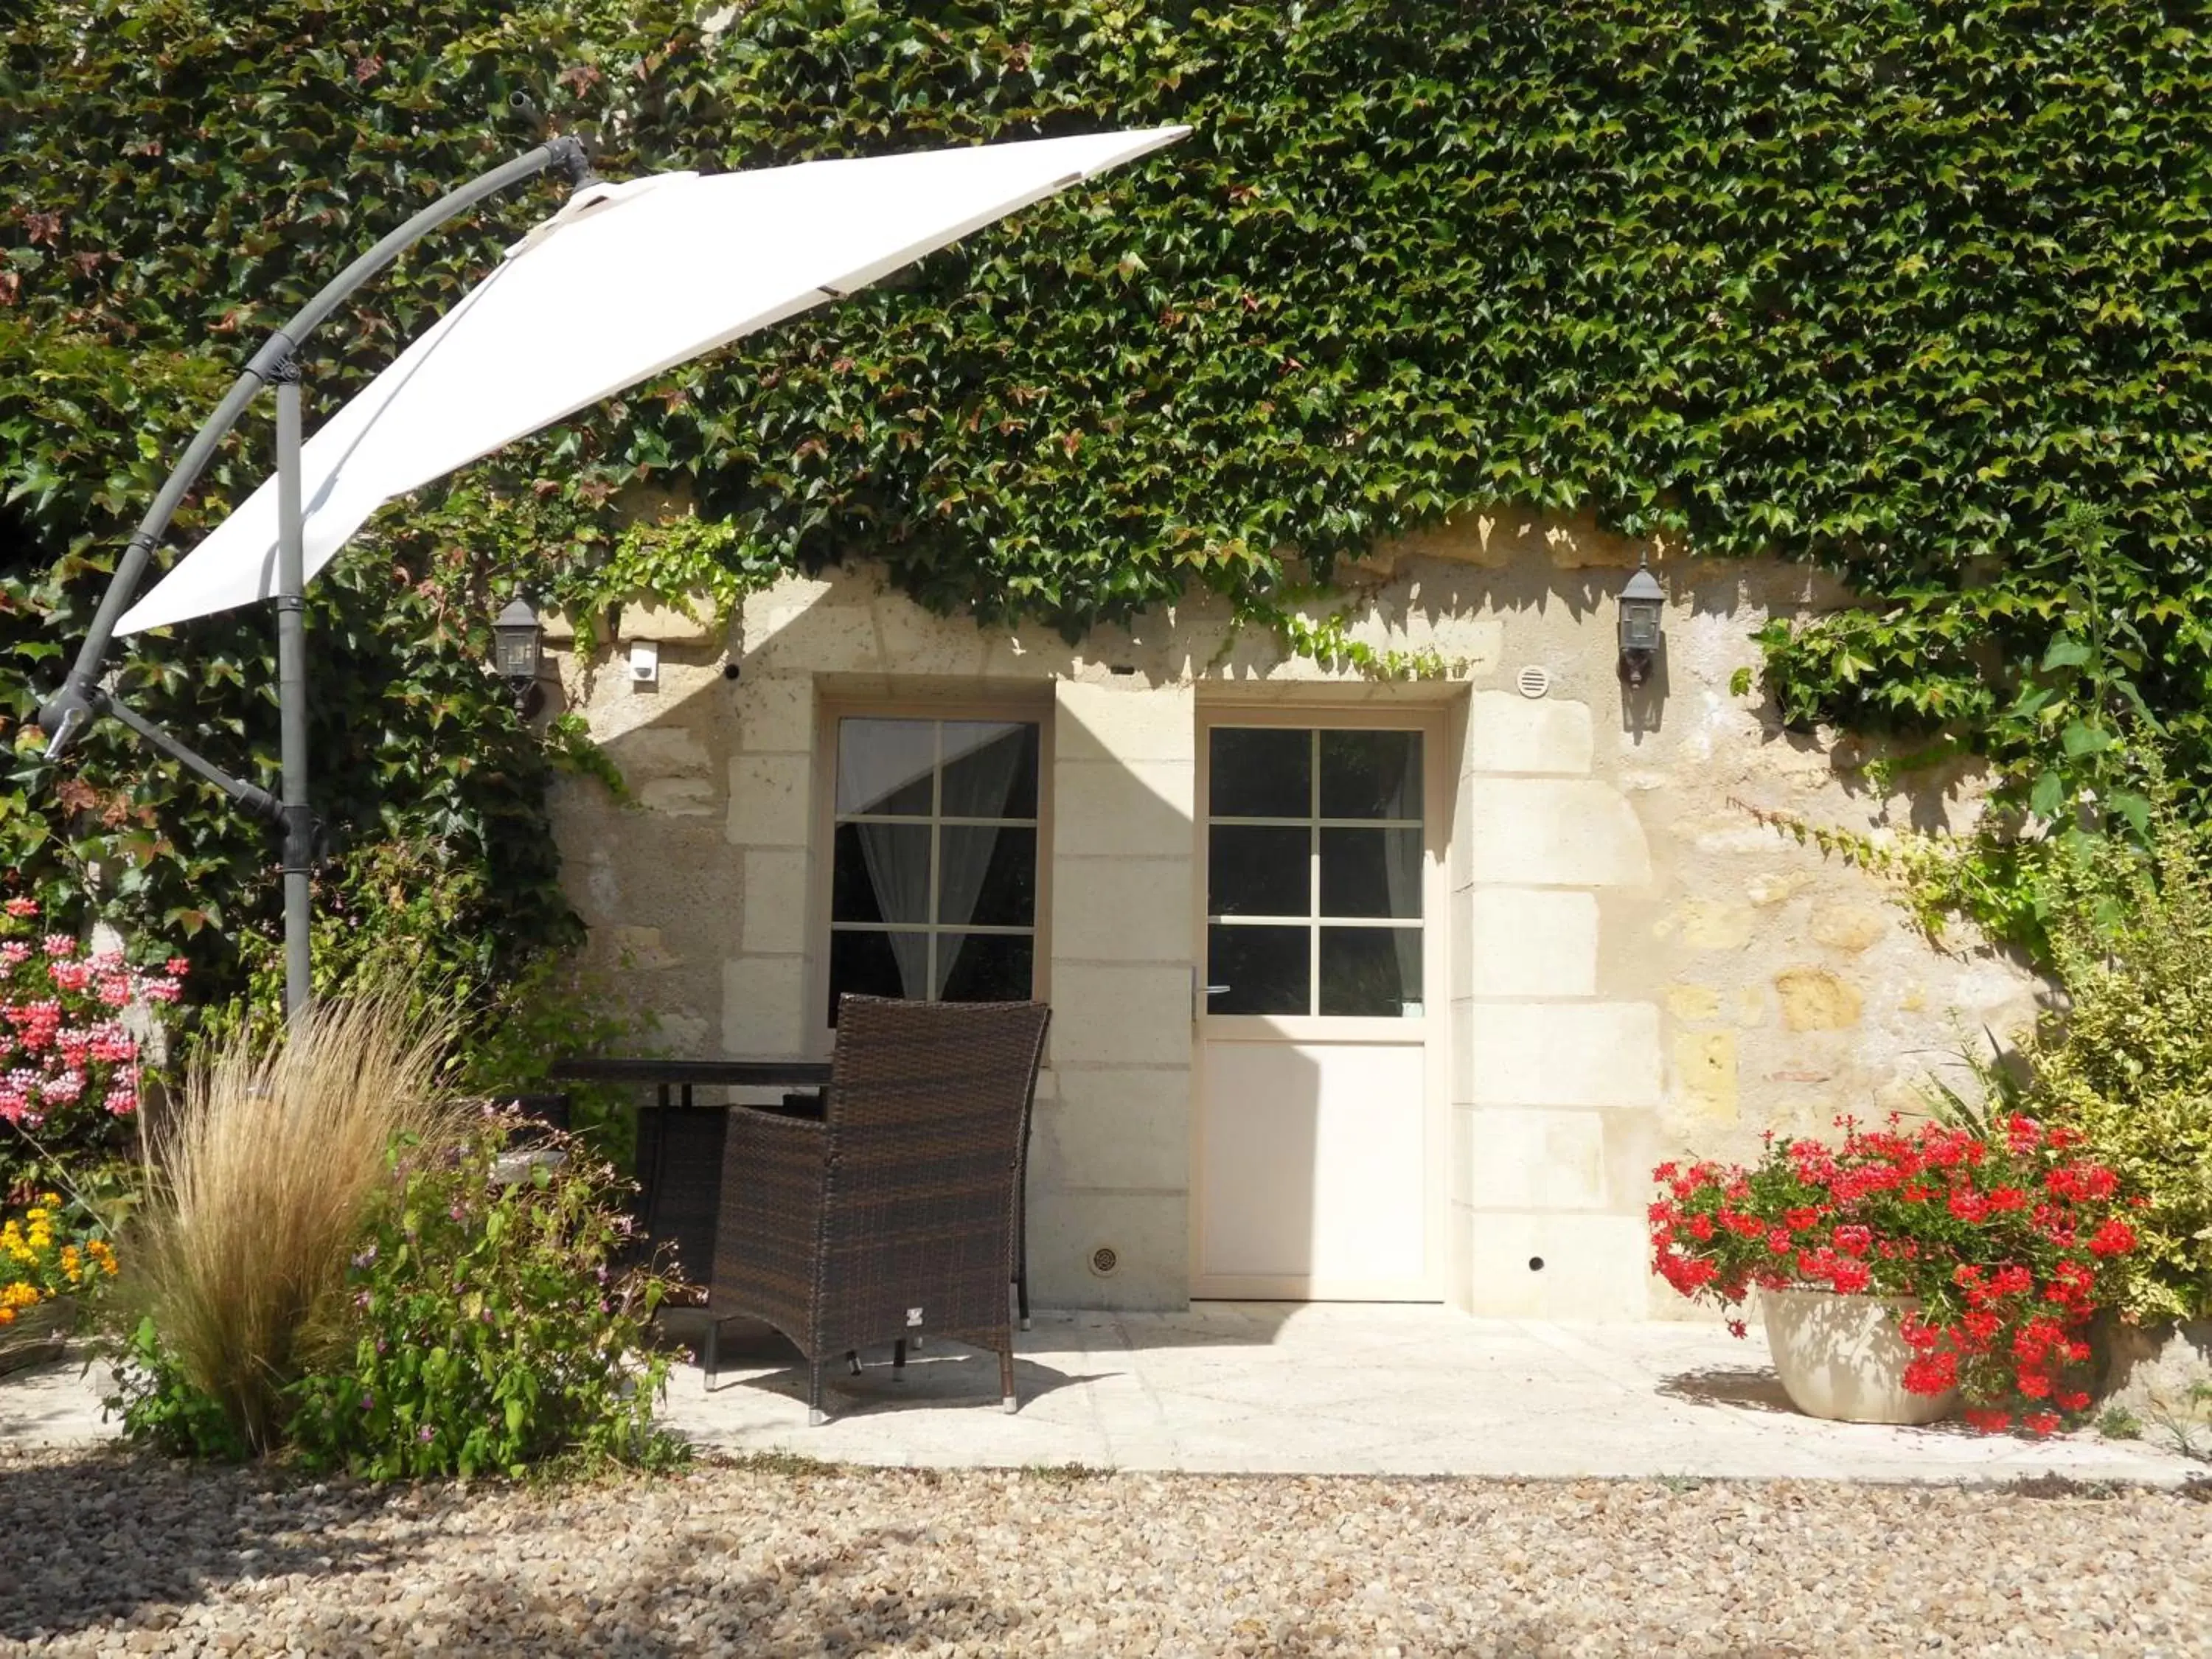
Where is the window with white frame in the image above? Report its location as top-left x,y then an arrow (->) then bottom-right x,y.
1204,726 -> 1425,1018
827,716 -> 1040,1023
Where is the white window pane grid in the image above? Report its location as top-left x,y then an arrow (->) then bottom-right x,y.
1207,727 -> 1423,1018
831,718 -> 1038,1001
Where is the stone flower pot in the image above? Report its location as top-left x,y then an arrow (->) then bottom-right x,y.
1759,1285 -> 1958,1425
0,1295 -> 77,1377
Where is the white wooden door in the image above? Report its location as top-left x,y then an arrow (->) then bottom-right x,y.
1192,714 -> 1445,1301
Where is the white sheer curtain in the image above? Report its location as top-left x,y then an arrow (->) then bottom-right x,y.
930,723 -> 1029,996
1382,827 -> 1423,1012
852,824 -> 932,997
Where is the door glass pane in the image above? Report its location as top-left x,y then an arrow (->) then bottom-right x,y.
1319,926 -> 1423,1017
1208,824 -> 1310,917
1319,729 -> 1422,820
941,722 -> 1039,818
1210,727 -> 1311,818
836,718 -> 934,815
939,825 -> 1035,926
828,928 -> 929,1023
1318,827 -> 1423,919
1207,924 -> 1310,1016
832,822 -> 933,923
939,932 -> 1034,1001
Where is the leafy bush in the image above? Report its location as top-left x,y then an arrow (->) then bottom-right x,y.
2023,790 -> 2212,1325
114,986 -> 459,1453
1651,1113 -> 2143,1435
284,1107 -> 681,1478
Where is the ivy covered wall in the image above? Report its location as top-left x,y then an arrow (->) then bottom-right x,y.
4,0 -> 2209,995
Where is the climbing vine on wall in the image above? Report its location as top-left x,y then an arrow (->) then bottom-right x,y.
5,0 -> 2212,983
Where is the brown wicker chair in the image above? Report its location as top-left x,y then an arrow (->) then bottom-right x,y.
633,1105 -> 728,1291
703,995 -> 1050,1424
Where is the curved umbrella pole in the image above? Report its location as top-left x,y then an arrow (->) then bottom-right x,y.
33,134 -> 599,1020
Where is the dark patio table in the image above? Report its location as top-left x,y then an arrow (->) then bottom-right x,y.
548,1055 -> 833,1107
549,1057 -> 834,1293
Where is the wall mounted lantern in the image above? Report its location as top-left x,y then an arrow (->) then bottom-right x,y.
1615,555 -> 1666,686
493,596 -> 546,715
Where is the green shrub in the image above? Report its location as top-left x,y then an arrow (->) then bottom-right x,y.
2026,785 -> 2212,1325
283,1108 -> 683,1479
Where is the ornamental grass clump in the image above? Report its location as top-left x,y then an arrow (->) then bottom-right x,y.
115,987 -> 459,1455
1649,1114 -> 2143,1436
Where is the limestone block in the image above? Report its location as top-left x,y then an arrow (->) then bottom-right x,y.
1413,613 -> 1503,676
1464,778 -> 1652,888
740,848 -> 810,955
1055,681 -> 1196,766
1467,888 -> 1599,998
1669,1030 -> 1739,1128
726,753 -> 812,848
1810,902 -> 1888,953
619,595 -> 719,644
1664,983 -> 1721,1022
1464,692 -> 1593,776
721,956 -> 806,1057
1040,1067 -> 1194,1191
1466,1001 -> 1663,1108
743,589 -> 881,673
607,925 -> 678,971
637,776 -> 717,817
1775,967 -> 1864,1031
1055,856 -> 1194,962
736,679 -> 815,756
609,725 -> 711,782
869,592 -> 990,677
1049,964 -> 1197,1066
1055,759 -> 1195,859
1658,899 -> 1753,951
1464,1211 -> 1652,1321
1027,1188 -> 1189,1312
1746,869 -> 1815,907
1461,1107 -> 1608,1210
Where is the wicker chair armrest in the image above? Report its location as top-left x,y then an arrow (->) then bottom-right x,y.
725,1104 -> 827,1170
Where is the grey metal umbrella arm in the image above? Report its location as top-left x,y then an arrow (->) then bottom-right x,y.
31,134 -> 600,1020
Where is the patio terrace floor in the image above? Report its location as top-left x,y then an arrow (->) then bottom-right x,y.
7,1301 -> 2201,1484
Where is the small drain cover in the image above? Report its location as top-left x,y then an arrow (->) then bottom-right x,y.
1089,1245 -> 1120,1277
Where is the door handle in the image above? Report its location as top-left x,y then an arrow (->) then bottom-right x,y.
1192,967 -> 1231,1020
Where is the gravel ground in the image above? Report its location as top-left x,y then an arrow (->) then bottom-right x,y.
3,1447 -> 2209,1657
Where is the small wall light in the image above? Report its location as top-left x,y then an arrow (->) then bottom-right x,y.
1616,555 -> 1666,687
493,596 -> 546,714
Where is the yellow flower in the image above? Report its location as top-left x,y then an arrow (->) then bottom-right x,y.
38,1192 -> 58,1206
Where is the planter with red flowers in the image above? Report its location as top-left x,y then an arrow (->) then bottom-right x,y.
1649,1113 -> 2145,1435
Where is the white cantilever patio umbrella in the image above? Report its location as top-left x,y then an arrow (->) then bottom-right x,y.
116,125 -> 1188,635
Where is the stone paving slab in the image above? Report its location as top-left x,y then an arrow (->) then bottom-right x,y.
8,1301 -> 2202,1484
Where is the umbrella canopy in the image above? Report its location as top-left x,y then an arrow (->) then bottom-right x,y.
117,125 -> 1187,636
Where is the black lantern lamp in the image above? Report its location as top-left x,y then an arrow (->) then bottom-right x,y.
493,596 -> 546,714
1616,555 -> 1666,687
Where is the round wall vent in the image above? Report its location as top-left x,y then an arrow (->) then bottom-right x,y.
1516,665 -> 1552,699
1088,1245 -> 1121,1277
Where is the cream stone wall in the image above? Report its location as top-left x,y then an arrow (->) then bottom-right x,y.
547,509 -> 2040,1320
